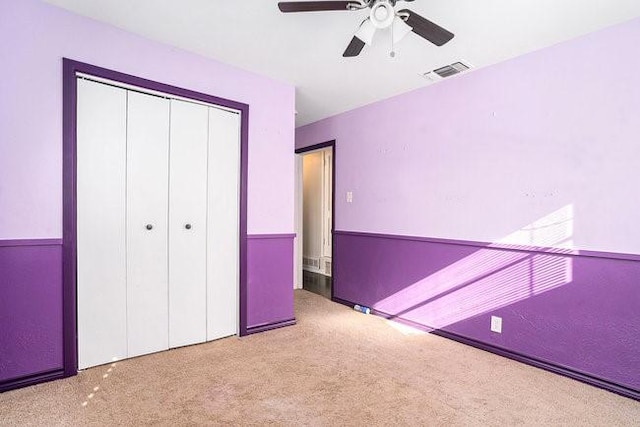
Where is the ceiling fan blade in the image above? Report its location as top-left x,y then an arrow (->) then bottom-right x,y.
398,9 -> 454,46
343,36 -> 366,57
278,1 -> 353,12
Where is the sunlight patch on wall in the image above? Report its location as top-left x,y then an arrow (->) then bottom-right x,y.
374,205 -> 574,329
498,204 -> 574,249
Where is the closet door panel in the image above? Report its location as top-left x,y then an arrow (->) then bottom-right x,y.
207,108 -> 240,341
126,91 -> 170,358
168,100 -> 208,348
77,79 -> 128,369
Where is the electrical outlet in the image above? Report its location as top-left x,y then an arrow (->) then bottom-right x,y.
346,191 -> 353,203
490,316 -> 502,333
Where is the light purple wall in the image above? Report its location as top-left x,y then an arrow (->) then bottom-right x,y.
247,235 -> 295,328
297,17 -> 640,256
0,241 -> 63,382
296,18 -> 640,393
0,0 -> 294,239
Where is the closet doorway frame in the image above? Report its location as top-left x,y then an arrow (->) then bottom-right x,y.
62,58 -> 249,377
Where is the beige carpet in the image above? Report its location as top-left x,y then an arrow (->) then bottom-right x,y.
1,290 -> 638,426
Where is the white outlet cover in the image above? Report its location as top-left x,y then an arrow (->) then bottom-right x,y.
490,316 -> 502,333
346,191 -> 353,203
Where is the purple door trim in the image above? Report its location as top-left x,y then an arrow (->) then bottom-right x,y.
295,141 -> 336,299
62,58 -> 250,378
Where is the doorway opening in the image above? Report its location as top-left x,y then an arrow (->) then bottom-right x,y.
295,141 -> 335,300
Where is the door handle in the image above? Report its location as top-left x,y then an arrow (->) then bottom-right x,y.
145,224 -> 153,230
185,224 -> 192,230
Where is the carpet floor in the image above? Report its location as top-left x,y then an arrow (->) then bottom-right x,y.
1,290 -> 638,426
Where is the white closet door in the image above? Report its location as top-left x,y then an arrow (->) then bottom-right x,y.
207,108 -> 240,341
77,79 -> 128,369
168,100 -> 208,348
126,91 -> 170,358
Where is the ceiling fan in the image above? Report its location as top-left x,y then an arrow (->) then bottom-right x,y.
277,0 -> 454,57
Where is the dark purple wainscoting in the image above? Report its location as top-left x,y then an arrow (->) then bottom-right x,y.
0,240 -> 64,391
246,234 -> 296,333
333,231 -> 640,399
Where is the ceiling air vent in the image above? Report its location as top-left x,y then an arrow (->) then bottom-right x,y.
423,61 -> 471,81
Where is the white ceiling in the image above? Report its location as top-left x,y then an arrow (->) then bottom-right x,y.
45,0 -> 640,126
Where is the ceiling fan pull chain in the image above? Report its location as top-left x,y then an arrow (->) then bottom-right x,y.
390,18 -> 396,58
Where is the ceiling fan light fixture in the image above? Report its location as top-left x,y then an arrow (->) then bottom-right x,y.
374,5 -> 389,20
370,1 -> 394,29
355,18 -> 376,45
392,16 -> 412,42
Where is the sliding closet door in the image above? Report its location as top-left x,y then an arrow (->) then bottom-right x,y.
126,91 -> 170,358
168,100 -> 208,348
207,108 -> 240,340
77,79 -> 127,369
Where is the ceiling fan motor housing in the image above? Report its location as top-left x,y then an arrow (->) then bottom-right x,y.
370,0 -> 394,29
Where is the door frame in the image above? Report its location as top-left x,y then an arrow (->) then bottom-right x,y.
295,140 -> 336,299
62,58 -> 249,377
